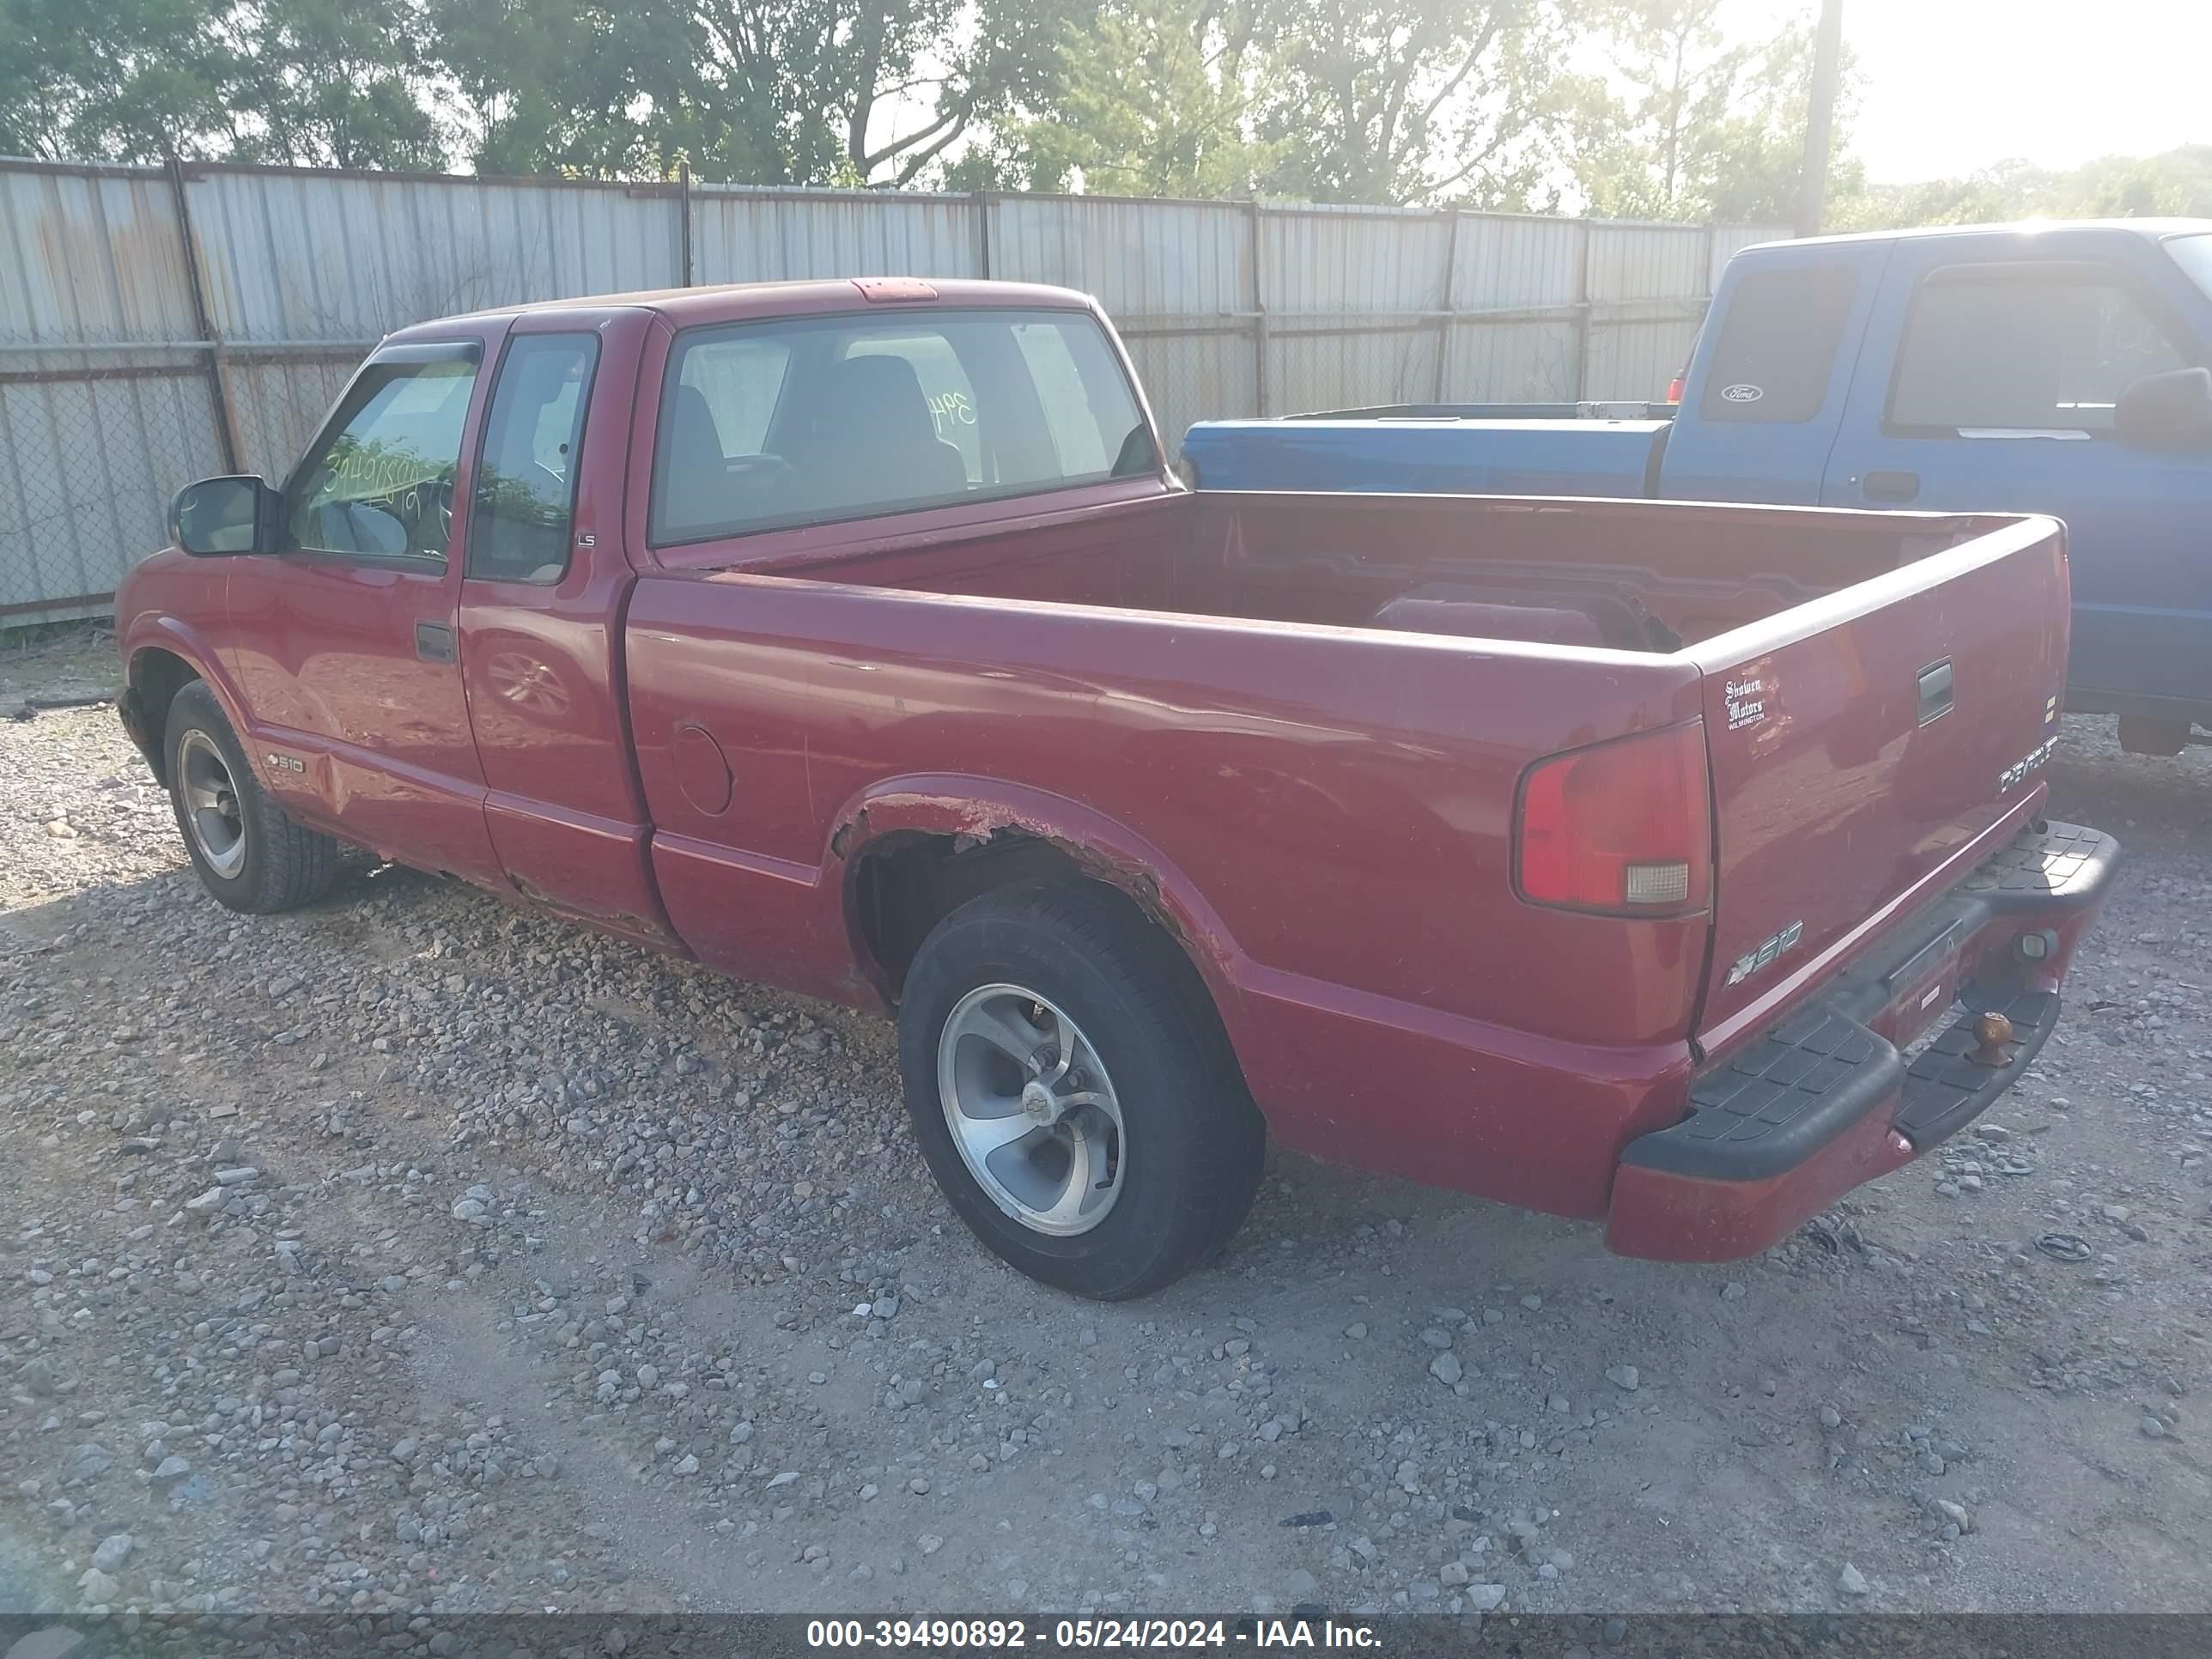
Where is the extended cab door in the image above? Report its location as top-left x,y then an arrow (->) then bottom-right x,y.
1657,239 -> 1893,503
1820,228 -> 2212,726
454,308 -> 682,948
228,332 -> 508,885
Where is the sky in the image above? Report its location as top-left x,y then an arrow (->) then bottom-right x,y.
1741,0 -> 2212,181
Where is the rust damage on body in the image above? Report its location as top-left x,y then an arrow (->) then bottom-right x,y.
833,792 -> 1209,1000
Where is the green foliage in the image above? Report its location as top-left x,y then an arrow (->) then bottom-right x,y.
0,0 -> 231,161
431,0 -> 696,177
1572,0 -> 1859,223
221,0 -> 447,169
1832,148 -> 2212,230
1002,0 -> 1280,198
672,0 -> 1090,185
1249,0 -> 1583,206
4,0 -> 2199,232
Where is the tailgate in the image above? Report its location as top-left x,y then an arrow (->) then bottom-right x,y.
1692,514 -> 2069,1048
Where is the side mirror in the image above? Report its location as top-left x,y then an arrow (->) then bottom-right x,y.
2114,367 -> 2212,451
170,476 -> 279,556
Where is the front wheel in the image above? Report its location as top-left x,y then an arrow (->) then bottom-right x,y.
164,679 -> 338,914
896,879 -> 1265,1300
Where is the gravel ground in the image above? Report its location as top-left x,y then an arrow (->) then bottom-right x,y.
1,626 -> 2207,1622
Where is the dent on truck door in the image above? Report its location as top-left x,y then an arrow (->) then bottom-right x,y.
229,337 -> 507,885
1820,240 -> 2212,721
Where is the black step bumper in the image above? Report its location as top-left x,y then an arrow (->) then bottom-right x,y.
1607,818 -> 2118,1261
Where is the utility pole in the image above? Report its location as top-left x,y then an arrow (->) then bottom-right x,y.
1795,0 -> 1844,237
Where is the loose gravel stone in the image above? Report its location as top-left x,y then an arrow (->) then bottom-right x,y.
89,1534 -> 131,1572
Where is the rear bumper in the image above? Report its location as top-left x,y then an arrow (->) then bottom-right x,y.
1606,818 -> 2118,1262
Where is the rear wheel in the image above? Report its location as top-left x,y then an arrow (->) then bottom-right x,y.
165,680 -> 338,914
896,879 -> 1265,1299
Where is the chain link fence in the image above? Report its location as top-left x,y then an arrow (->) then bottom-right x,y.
0,157 -> 1779,626
0,356 -> 224,622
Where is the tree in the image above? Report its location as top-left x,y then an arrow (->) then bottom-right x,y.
674,0 -> 1088,186
1000,0 -> 1279,197
1830,146 -> 2212,231
217,0 -> 447,170
1247,0 -> 1579,206
1575,1 -> 1856,223
0,0 -> 232,161
430,0 -> 694,176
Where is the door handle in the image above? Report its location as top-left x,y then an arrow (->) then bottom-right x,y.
1863,470 -> 1921,503
415,621 -> 456,663
1917,658 -> 1954,725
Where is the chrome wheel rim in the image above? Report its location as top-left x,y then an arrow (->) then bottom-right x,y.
177,729 -> 247,879
936,983 -> 1126,1237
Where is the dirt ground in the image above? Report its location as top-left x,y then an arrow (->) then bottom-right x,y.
1,624 -> 2206,1622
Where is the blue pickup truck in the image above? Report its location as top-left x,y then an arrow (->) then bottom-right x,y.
1185,220 -> 2212,755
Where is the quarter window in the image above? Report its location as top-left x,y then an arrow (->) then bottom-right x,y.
469,333 -> 601,583
1698,266 -> 1858,424
289,354 -> 479,561
1888,264 -> 2190,434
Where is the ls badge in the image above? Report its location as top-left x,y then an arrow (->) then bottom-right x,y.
1724,919 -> 1804,988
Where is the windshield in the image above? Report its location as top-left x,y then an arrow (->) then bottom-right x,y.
2165,232 -> 2212,301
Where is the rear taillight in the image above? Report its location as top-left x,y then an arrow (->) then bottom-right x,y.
1664,372 -> 1686,404
1516,722 -> 1712,916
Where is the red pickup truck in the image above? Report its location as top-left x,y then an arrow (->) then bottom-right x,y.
115,276 -> 2115,1298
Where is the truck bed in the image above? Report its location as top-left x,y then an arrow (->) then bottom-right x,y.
628,487 -> 2074,1230
706,488 -> 1996,649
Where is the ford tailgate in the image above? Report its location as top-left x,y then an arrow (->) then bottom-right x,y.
1689,511 -> 2070,1055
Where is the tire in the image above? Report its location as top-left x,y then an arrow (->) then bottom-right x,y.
2117,714 -> 2190,757
164,679 -> 338,914
896,878 -> 1265,1299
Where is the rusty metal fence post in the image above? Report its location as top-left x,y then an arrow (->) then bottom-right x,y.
1247,198 -> 1269,417
1432,205 -> 1462,404
678,162 -> 694,287
1571,218 -> 1595,403
165,155 -> 239,473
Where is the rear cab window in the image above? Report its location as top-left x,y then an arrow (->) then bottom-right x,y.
648,307 -> 1155,549
1887,261 -> 2194,436
1698,266 -> 1858,423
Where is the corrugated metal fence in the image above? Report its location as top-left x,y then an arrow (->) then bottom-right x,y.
0,155 -> 1782,622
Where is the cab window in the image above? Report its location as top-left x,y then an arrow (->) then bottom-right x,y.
844,332 -> 983,482
1888,262 -> 2191,435
289,351 -> 480,561
1697,266 -> 1857,424
649,307 -> 1153,548
468,333 -> 601,583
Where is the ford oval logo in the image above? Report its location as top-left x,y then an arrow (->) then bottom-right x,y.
1720,383 -> 1764,404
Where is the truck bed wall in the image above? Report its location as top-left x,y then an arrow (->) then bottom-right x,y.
1182,417 -> 1673,500
765,489 -> 1992,649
